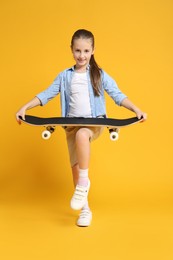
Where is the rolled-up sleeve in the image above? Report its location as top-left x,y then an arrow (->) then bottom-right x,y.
36,74 -> 61,106
102,71 -> 127,106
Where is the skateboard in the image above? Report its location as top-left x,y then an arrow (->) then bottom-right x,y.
19,115 -> 142,141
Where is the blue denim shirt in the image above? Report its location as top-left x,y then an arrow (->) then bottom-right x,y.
36,66 -> 127,117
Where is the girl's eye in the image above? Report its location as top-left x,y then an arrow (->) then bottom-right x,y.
74,49 -> 90,53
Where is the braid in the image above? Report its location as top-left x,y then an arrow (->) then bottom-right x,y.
89,55 -> 101,96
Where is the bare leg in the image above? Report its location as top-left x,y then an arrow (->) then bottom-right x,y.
72,163 -> 79,187
75,128 -> 91,169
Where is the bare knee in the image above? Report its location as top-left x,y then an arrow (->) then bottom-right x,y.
75,128 -> 91,144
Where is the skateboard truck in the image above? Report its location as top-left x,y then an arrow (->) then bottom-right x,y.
109,128 -> 119,141
42,126 -> 55,140
42,125 -> 119,141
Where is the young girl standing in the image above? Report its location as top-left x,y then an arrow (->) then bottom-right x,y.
16,29 -> 147,227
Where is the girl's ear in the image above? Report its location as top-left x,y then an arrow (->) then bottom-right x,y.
92,48 -> 95,55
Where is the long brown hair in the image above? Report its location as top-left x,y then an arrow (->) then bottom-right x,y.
71,29 -> 101,96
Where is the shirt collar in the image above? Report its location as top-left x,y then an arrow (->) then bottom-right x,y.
68,64 -> 90,71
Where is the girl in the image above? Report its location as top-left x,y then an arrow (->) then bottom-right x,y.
16,29 -> 147,227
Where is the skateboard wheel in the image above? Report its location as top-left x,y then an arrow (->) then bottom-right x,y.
42,130 -> 51,140
110,131 -> 119,141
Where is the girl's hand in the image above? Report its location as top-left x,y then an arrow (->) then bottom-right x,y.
120,98 -> 147,122
16,107 -> 26,125
15,97 -> 41,124
135,110 -> 147,122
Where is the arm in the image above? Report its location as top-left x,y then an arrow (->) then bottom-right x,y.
101,71 -> 147,121
121,98 -> 147,121
16,72 -> 62,124
16,96 -> 41,124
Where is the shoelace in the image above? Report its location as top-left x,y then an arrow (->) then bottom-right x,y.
73,185 -> 88,201
79,209 -> 91,219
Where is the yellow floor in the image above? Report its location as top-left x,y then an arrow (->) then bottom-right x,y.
0,182 -> 172,260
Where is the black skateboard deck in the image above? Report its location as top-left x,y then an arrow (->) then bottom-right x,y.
19,115 -> 142,141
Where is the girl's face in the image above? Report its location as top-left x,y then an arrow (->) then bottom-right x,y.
71,38 -> 94,70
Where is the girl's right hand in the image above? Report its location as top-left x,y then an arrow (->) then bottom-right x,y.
15,97 -> 41,124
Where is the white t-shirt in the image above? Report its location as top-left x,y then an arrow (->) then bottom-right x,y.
68,72 -> 92,117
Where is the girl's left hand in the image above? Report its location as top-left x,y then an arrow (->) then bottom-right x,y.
136,110 -> 147,122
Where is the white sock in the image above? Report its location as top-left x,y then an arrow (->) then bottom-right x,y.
78,168 -> 89,187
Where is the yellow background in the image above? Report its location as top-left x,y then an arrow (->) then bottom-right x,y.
0,0 -> 173,259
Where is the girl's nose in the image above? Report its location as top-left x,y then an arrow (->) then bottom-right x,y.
80,52 -> 84,58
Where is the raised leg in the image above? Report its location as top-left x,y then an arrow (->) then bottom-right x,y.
72,163 -> 79,187
70,128 -> 92,210
75,128 -> 92,169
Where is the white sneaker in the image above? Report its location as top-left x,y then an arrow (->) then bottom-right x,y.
70,180 -> 90,210
77,209 -> 92,227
